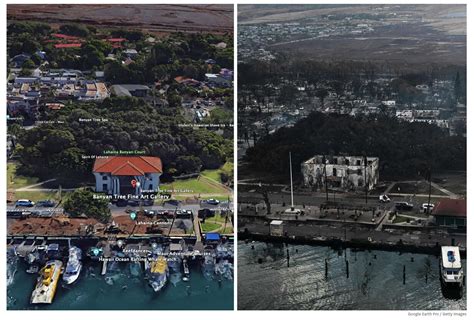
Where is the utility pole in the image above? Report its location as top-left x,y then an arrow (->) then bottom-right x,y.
427,166 -> 432,213
323,155 -> 328,203
364,155 -> 368,204
289,152 -> 294,211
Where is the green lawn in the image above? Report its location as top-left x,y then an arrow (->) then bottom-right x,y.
161,176 -> 229,195
200,222 -> 221,233
12,190 -> 71,203
208,214 -> 233,224
7,163 -> 40,189
201,161 -> 233,183
393,216 -> 412,224
220,226 -> 234,234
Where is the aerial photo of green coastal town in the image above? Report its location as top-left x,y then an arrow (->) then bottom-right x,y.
237,4 -> 466,310
6,4 -> 234,310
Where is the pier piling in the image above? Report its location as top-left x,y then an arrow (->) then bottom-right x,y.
325,259 -> 328,279
286,248 -> 290,267
403,265 -> 406,285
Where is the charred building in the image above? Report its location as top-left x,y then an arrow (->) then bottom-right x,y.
301,155 -> 379,191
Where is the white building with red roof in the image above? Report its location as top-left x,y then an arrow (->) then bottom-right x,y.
93,156 -> 163,196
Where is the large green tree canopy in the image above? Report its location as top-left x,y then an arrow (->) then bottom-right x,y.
245,112 -> 466,180
13,96 -> 232,185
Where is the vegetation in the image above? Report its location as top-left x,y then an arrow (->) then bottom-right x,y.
63,189 -> 111,222
200,222 -> 221,233
245,112 -> 466,180
8,21 -> 233,81
12,96 -> 232,185
161,176 -> 230,195
202,161 -> 233,184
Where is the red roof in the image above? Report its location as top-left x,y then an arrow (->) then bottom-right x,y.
52,33 -> 80,40
107,38 -> 126,42
432,199 -> 466,218
93,156 -> 162,176
54,43 -> 82,49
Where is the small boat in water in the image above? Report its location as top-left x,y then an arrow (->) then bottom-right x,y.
63,247 -> 82,285
440,246 -> 464,289
145,255 -> 169,292
215,259 -> 233,280
202,254 -> 215,280
182,258 -> 190,281
31,260 -> 63,304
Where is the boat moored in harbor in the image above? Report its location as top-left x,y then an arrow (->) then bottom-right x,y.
145,255 -> 169,292
440,246 -> 464,289
30,260 -> 63,304
63,246 -> 82,285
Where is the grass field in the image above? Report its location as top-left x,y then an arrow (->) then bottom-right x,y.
207,214 -> 232,224
393,216 -> 412,224
7,162 -> 40,189
161,175 -> 230,195
220,226 -> 234,234
201,161 -> 233,183
200,222 -> 221,233
10,190 -> 72,203
8,163 -> 72,203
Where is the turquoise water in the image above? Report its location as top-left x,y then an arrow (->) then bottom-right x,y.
8,260 -> 233,310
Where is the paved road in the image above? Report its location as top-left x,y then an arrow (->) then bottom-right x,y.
239,190 -> 436,214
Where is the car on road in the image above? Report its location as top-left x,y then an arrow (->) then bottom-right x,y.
395,202 -> 414,211
15,199 -> 35,207
421,203 -> 435,212
36,200 -> 56,207
143,199 -> 154,206
127,199 -> 140,206
115,199 -> 128,207
37,210 -> 54,218
198,208 -> 216,218
164,199 -> 181,207
7,210 -> 24,218
177,209 -> 193,219
144,209 -> 156,217
206,198 -> 220,205
378,194 -> 390,203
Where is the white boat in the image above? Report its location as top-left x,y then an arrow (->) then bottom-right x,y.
215,259 -> 233,280
202,253 -> 215,280
440,246 -> 464,288
31,260 -> 63,304
145,255 -> 169,292
63,247 -> 82,285
182,258 -> 190,281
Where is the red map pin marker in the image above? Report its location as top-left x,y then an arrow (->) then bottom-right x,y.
131,179 -> 137,188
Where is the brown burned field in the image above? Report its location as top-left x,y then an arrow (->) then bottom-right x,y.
239,4 -> 465,66
272,23 -> 465,66
7,4 -> 233,34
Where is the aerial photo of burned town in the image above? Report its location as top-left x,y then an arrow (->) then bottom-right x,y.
7,4 -> 234,310
237,4 -> 466,310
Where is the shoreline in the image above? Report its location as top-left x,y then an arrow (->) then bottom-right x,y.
238,231 -> 467,257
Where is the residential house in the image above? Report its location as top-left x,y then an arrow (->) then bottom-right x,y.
110,84 -> 150,97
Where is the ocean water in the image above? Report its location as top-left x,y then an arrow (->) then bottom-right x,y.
238,241 -> 466,310
7,259 -> 233,310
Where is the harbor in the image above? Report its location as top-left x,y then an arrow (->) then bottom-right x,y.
238,241 -> 466,310
7,203 -> 234,310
